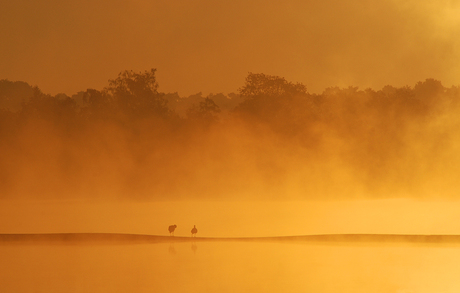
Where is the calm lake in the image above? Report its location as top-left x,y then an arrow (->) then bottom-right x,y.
1,240 -> 460,293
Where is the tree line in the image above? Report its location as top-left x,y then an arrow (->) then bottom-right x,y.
1,70 -> 458,136
1,69 -> 459,199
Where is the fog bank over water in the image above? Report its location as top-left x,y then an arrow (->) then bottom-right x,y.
1,0 -> 460,210
1,73 -> 460,202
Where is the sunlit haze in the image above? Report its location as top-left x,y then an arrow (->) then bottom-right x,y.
1,1 -> 460,292
1,0 -> 459,96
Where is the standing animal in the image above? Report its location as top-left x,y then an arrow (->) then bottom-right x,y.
191,225 -> 198,237
168,225 -> 177,236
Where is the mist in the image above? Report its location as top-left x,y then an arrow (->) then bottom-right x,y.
3,2 -> 460,292
1,0 -> 460,204
1,71 -> 460,202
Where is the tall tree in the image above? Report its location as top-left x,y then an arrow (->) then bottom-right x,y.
81,89 -> 114,120
239,73 -> 307,99
186,97 -> 221,125
105,69 -> 170,119
234,73 -> 315,137
19,86 -> 77,127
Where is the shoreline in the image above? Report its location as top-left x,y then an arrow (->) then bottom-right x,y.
2,233 -> 460,244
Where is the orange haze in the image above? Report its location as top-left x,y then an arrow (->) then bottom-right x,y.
1,0 -> 459,96
1,0 -> 460,238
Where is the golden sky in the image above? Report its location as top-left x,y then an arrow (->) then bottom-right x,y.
1,0 -> 459,96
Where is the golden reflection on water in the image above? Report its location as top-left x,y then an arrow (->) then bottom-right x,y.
1,241 -> 460,293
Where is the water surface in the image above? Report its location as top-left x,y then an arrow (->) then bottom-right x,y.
1,239 -> 459,292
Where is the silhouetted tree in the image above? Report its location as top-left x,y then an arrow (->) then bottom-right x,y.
163,92 -> 181,113
19,87 -> 77,128
239,73 -> 307,98
412,78 -> 445,115
105,69 -> 170,120
81,88 -> 115,120
234,73 -> 316,138
186,97 -> 221,125
0,80 -> 34,112
207,93 -> 238,112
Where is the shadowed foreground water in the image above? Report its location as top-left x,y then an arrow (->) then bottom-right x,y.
1,233 -> 460,292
